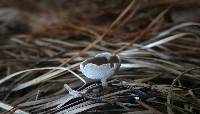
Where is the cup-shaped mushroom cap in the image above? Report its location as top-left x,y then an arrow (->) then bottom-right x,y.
80,52 -> 121,80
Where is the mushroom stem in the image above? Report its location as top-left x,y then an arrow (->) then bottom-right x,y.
101,78 -> 108,88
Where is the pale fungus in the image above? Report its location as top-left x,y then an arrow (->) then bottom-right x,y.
80,52 -> 121,88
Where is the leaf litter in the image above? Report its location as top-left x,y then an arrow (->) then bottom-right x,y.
0,0 -> 200,114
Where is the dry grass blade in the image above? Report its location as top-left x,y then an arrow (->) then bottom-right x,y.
8,65 -> 85,91
157,22 -> 200,38
0,101 -> 29,114
0,66 -> 85,86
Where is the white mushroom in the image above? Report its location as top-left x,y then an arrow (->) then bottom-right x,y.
80,52 -> 121,88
